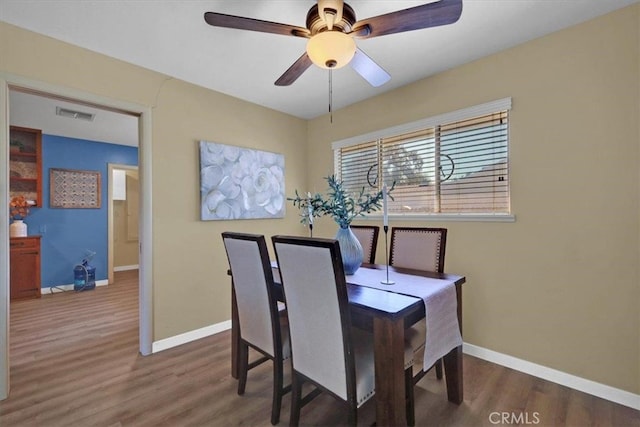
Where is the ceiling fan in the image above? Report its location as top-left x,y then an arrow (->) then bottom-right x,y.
204,0 -> 463,87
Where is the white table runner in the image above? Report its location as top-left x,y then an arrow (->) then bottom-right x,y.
347,268 -> 462,370
271,261 -> 462,370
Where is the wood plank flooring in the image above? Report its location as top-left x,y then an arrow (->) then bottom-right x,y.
1,270 -> 638,426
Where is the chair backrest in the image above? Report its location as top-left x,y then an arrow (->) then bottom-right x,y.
389,227 -> 447,272
222,232 -> 280,357
350,225 -> 380,264
271,235 -> 355,402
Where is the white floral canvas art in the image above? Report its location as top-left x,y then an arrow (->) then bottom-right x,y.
199,141 -> 285,220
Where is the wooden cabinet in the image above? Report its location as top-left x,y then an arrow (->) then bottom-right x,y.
10,126 -> 42,207
10,236 -> 41,300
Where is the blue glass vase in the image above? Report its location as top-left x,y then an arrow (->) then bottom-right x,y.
335,226 -> 363,275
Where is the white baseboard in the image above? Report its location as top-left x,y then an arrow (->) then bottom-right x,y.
43,279 -> 109,294
463,343 -> 640,410
151,320 -> 232,353
146,323 -> 640,410
114,264 -> 139,272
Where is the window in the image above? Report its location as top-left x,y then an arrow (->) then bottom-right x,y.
333,98 -> 511,219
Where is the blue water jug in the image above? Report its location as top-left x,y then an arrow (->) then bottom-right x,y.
74,261 -> 96,291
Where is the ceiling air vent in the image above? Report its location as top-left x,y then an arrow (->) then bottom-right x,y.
56,106 -> 95,121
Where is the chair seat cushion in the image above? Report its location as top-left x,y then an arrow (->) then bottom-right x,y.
405,318 -> 426,353
351,328 -> 375,407
406,318 -> 445,374
278,311 -> 291,359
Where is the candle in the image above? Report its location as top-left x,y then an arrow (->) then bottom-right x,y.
307,192 -> 313,225
382,185 -> 388,227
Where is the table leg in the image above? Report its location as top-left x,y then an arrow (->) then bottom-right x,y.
231,284 -> 239,379
443,345 -> 463,404
373,316 -> 407,427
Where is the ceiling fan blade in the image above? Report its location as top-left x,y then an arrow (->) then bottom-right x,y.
275,53 -> 313,86
350,48 -> 390,87
351,0 -> 463,39
204,12 -> 310,38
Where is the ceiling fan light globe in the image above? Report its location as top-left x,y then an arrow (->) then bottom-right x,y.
306,31 -> 356,69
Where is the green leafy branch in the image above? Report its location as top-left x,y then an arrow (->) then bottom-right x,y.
289,175 -> 395,229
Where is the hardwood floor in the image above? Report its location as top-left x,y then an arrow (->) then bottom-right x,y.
1,270 -> 638,426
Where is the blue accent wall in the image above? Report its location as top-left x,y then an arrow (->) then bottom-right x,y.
24,134 -> 138,288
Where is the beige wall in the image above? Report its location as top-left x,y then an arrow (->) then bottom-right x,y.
114,170 -> 139,268
308,5 -> 640,394
114,200 -> 138,267
1,4 -> 638,396
0,21 -> 308,340
638,5 -> 640,397
150,78 -> 306,337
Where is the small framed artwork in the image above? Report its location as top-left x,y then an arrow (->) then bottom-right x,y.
199,141 -> 285,220
50,168 -> 102,208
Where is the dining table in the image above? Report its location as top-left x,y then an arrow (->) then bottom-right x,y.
229,263 -> 466,427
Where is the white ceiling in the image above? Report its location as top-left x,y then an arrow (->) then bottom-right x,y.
9,91 -> 139,146
2,0 -> 638,144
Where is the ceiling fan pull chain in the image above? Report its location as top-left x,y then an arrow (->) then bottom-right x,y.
329,69 -> 333,123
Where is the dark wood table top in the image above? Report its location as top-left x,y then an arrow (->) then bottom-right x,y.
268,262 -> 465,325
344,264 -> 465,329
231,262 -> 465,325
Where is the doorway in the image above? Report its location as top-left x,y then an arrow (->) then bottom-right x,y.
109,164 -> 140,284
0,75 -> 153,400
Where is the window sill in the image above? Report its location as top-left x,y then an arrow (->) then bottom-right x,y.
359,213 -> 516,223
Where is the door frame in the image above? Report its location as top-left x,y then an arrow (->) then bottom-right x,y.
0,72 -> 154,400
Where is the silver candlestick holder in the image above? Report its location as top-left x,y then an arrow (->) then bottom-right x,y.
381,225 -> 395,285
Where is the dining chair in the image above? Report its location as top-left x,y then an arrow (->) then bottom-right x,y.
350,225 -> 380,264
222,232 -> 291,425
272,235 -> 414,426
389,227 -> 448,392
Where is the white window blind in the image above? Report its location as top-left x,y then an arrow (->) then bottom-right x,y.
333,99 -> 511,216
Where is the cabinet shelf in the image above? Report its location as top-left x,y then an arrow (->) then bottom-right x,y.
10,177 -> 38,183
10,126 -> 42,207
10,151 -> 38,161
